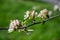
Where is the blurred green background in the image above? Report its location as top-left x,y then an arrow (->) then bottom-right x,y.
0,0 -> 60,40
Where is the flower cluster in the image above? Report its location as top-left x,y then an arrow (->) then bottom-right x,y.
24,9 -> 52,21
24,10 -> 37,21
37,9 -> 52,19
8,20 -> 20,33
8,19 -> 34,33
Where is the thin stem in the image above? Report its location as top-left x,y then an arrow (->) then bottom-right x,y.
0,27 -> 8,30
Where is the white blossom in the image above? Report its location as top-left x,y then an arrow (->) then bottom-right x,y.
24,11 -> 30,20
8,21 -> 15,33
54,5 -> 59,11
37,9 -> 48,18
8,22 -> 15,33
8,20 -> 20,33
25,11 -> 30,15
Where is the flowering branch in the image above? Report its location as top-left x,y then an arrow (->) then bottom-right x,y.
27,14 -> 60,27
0,14 -> 60,30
